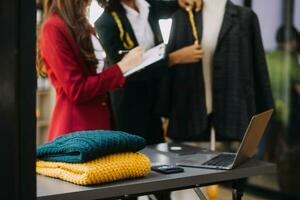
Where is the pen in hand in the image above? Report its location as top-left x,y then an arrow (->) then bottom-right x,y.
118,50 -> 130,55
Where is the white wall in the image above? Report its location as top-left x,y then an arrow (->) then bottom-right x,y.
252,0 -> 282,51
294,0 -> 300,32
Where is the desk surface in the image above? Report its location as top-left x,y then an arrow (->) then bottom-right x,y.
37,144 -> 276,200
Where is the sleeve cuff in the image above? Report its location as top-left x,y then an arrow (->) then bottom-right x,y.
102,64 -> 126,88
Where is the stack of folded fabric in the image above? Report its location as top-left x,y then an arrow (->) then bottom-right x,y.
36,130 -> 151,185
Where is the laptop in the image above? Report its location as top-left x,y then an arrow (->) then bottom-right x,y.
176,109 -> 273,170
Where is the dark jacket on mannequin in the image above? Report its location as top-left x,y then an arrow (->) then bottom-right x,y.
157,1 -> 274,141
94,1 -> 168,145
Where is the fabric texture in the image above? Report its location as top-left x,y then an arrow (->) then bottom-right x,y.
94,1 -> 167,145
37,130 -> 146,163
40,14 -> 126,142
157,1 -> 274,141
36,152 -> 151,185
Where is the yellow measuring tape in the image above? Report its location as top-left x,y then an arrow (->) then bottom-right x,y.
111,11 -> 135,49
111,6 -> 200,47
186,7 -> 199,43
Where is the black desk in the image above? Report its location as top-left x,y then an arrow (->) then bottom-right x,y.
37,144 -> 276,200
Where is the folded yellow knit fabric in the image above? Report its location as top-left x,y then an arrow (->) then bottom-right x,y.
36,152 -> 151,185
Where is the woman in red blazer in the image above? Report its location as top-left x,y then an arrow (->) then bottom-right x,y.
37,0 -> 143,141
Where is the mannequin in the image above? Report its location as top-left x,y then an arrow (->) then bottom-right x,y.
201,3 -> 230,198
158,1 -> 274,142
202,0 -> 227,114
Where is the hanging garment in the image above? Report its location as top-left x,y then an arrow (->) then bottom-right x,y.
157,1 -> 274,141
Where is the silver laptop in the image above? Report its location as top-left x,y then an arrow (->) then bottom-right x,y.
177,109 -> 273,170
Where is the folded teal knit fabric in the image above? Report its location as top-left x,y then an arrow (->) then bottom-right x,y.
37,130 -> 146,163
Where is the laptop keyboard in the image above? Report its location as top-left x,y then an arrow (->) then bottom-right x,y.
202,154 -> 236,167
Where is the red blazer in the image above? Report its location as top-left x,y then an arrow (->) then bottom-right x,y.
40,14 -> 125,141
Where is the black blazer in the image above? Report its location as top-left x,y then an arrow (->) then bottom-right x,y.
94,2 -> 167,144
158,1 -> 274,141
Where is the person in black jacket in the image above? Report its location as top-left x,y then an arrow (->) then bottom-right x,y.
94,0 -> 204,145
158,1 -> 274,142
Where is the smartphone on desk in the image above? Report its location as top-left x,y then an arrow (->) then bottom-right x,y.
151,165 -> 184,174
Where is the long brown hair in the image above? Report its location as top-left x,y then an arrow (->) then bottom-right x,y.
37,0 -> 98,77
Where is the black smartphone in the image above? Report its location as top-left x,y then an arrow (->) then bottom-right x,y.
151,165 -> 184,174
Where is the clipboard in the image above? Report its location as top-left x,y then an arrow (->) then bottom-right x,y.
124,43 -> 166,77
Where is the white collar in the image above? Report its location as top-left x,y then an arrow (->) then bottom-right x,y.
121,0 -> 150,17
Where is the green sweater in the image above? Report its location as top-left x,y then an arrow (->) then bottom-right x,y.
37,130 -> 146,163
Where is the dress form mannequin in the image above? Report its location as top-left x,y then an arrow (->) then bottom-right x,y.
201,0 -> 227,153
201,3 -> 228,198
202,0 -> 227,115
158,0 -> 274,143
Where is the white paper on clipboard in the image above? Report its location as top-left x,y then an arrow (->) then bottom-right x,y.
124,43 -> 166,77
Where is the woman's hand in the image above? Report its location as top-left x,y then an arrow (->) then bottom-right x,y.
117,46 -> 144,74
169,42 -> 204,66
178,0 -> 203,12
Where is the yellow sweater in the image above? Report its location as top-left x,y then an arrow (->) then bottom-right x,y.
36,152 -> 151,185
